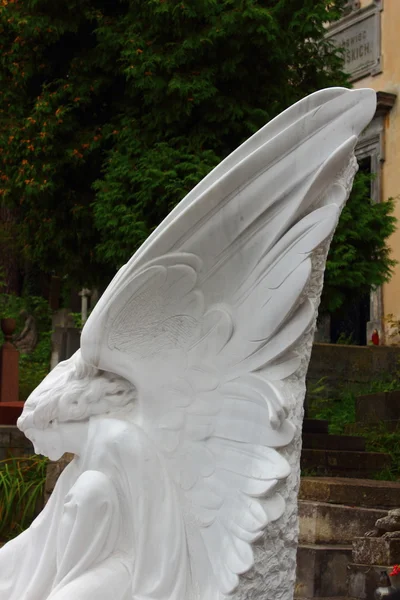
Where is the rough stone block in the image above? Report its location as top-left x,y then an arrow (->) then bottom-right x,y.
295,544 -> 352,598
300,477 -> 400,510
353,536 -> 400,566
299,501 -> 387,545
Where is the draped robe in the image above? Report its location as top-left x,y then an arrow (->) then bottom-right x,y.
0,417 -> 188,600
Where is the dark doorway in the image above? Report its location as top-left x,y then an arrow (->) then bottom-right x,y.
330,292 -> 370,345
329,157 -> 372,346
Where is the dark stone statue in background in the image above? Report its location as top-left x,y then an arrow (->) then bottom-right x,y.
13,310 -> 38,354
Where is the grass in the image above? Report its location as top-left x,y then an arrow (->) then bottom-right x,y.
0,455 -> 48,541
307,377 -> 355,434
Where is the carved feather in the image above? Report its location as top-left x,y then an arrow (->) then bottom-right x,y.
81,87 -> 376,599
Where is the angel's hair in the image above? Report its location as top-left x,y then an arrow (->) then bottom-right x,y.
18,351 -> 137,431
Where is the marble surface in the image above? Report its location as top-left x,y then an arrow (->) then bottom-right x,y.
0,87 -> 376,600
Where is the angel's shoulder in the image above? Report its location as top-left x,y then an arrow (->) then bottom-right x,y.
92,417 -> 152,454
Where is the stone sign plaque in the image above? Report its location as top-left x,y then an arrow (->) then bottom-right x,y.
327,1 -> 382,81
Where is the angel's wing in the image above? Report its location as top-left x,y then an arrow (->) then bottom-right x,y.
81,88 -> 376,598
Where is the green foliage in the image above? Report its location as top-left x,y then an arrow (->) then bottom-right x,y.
361,424 -> 400,481
69,310 -> 91,330
0,0 -> 348,285
385,313 -> 400,345
0,455 -> 47,541
307,370 -> 400,480
307,379 -> 356,435
0,293 -> 51,399
321,171 -> 397,314
18,332 -> 51,400
1,1 -> 393,310
335,331 -> 355,345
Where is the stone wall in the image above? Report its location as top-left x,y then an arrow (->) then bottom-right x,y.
0,425 -> 33,459
307,343 -> 400,388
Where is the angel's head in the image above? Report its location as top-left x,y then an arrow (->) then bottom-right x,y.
18,350 -> 137,460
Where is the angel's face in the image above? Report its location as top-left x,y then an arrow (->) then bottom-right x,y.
25,422 -> 64,461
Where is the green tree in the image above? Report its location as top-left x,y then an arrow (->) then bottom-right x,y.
0,0 -> 395,313
322,171 -> 397,314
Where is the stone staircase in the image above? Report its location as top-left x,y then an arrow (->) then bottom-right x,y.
296,477 -> 400,599
301,419 -> 391,478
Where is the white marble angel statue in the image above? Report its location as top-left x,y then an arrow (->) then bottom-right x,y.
0,87 -> 375,600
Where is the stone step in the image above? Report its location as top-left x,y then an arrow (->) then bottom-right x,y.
356,390 -> 400,423
302,433 -> 366,451
346,420 -> 400,434
301,449 -> 391,478
300,477 -> 400,509
296,544 -> 352,598
299,500 -> 386,544
303,419 -> 329,434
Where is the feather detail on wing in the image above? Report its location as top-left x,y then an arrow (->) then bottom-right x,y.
81,88 -> 376,598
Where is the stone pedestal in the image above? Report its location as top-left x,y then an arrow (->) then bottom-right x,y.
296,544 -> 352,598
353,536 -> 400,566
50,309 -> 81,370
348,563 -> 391,600
348,534 -> 400,598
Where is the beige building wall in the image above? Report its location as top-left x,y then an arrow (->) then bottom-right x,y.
352,0 -> 400,333
329,0 -> 399,342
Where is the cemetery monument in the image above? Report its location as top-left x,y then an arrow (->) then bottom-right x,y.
0,87 -> 376,600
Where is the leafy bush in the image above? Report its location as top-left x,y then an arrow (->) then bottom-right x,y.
0,456 -> 47,541
321,170 -> 397,314
0,0 -> 349,287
